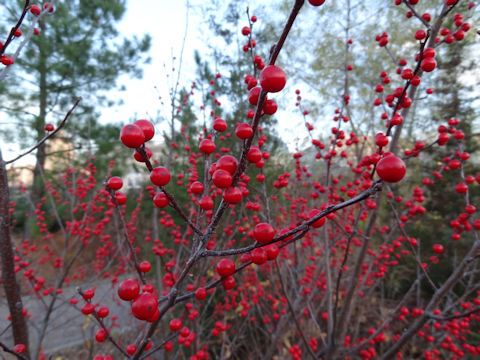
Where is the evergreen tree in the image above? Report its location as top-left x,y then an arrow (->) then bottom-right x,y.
0,0 -> 151,198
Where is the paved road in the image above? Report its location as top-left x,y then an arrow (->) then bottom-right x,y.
0,275 -> 138,357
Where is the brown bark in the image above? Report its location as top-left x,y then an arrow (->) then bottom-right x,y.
0,147 -> 30,358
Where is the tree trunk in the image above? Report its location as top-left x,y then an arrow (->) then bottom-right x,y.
0,147 -> 30,358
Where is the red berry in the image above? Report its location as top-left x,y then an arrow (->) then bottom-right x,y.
0,55 -> 14,66
432,244 -> 444,254
120,124 -> 145,148
212,169 -> 233,189
199,139 -> 216,154
216,155 -> 238,175
97,306 -> 109,318
222,276 -> 236,290
107,176 -> 123,190
153,192 -> 169,208
215,258 -> 235,277
195,287 -> 207,300
30,5 -> 41,15
420,57 -> 436,72
260,65 -> 287,93
455,183 -> 468,193
81,303 -> 95,315
236,123 -> 254,139
308,0 -> 326,5
115,192 -> 127,205
44,2 -> 54,12
133,146 -> 153,162
131,293 -> 158,320
139,261 -> 151,273
248,87 -> 261,106
251,248 -> 268,265
199,196 -> 214,210
265,244 -> 280,260
213,118 -> 227,132
45,123 -> 54,132
126,345 -> 137,355
247,146 -> 262,163
376,154 -> 406,183
308,209 -> 326,228
253,223 -> 275,244
263,99 -> 278,115
150,166 -> 171,186
190,181 -> 204,195
83,288 -> 95,300
13,344 -> 26,353
95,328 -> 106,342
134,119 -> 155,141
169,318 -> 182,331
117,278 -> 140,301
223,187 -> 242,204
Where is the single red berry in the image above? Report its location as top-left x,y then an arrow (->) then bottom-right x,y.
260,65 -> 286,93
190,181 -> 204,195
97,306 -> 109,318
95,328 -> 106,343
376,154 -> 406,183
222,276 -> 236,290
213,118 -> 227,132
308,209 -> 326,228
131,293 -> 158,320
45,123 -> 54,132
308,0 -> 326,5
455,183 -> 468,193
199,196 -> 214,210
169,318 -> 182,331
223,187 -> 242,204
150,166 -> 171,187
251,248 -> 268,265
134,119 -> 155,141
420,57 -> 437,72
248,87 -> 261,106
120,124 -> 145,148
216,155 -> 238,175
432,244 -> 444,254
241,26 -> 251,36
423,48 -> 436,58
236,123 -> 254,139
81,303 -> 95,315
195,287 -> 207,301
139,261 -> 151,273
153,192 -> 169,208
215,258 -> 235,277
253,223 -> 275,244
133,146 -> 153,162
115,192 -> 127,205
14,29 -> 22,37
263,99 -> 278,115
265,244 -> 280,260
199,139 -> 216,154
82,288 -> 95,300
117,278 -> 140,301
126,345 -> 137,355
107,176 -> 123,190
212,169 -> 233,189
247,146 -> 262,163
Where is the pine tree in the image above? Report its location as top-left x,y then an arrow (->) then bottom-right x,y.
0,0 -> 151,199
